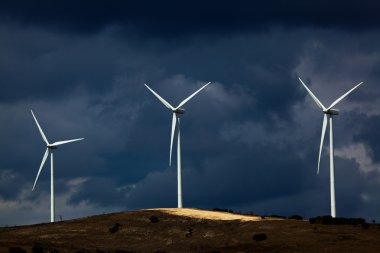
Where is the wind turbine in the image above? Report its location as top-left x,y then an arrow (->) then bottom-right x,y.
298,78 -> 363,218
144,82 -> 211,208
31,110 -> 84,222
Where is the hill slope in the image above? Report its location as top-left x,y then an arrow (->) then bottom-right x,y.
1,208 -> 379,253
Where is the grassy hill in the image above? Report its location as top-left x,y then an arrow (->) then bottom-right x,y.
1,208 -> 379,253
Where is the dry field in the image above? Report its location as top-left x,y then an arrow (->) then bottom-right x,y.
1,208 -> 379,253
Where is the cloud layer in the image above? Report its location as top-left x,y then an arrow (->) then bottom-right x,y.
1,3 -> 380,225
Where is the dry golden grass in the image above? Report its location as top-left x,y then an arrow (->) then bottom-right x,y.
147,208 -> 264,221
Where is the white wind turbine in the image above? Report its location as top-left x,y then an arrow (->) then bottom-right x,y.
298,78 -> 363,218
31,110 -> 84,222
144,82 -> 211,208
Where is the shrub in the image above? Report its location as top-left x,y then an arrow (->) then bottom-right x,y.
185,228 -> 193,237
212,208 -> 234,213
252,233 -> 267,241
149,215 -> 159,223
362,223 -> 370,229
309,216 -> 366,225
288,215 -> 303,220
109,223 -> 121,234
9,247 -> 27,253
32,243 -> 44,253
270,214 -> 286,219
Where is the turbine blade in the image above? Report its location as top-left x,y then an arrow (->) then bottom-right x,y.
175,82 -> 211,109
51,138 -> 84,146
32,148 -> 49,191
326,82 -> 364,110
298,78 -> 326,110
31,110 -> 49,145
317,114 -> 328,174
169,113 -> 177,166
144,84 -> 174,110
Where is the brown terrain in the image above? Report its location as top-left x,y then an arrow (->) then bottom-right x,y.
1,208 -> 380,253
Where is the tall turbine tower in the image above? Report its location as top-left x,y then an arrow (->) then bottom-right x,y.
31,110 -> 84,222
298,78 -> 363,217
144,82 -> 211,208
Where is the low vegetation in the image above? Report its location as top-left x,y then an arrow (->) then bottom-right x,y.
288,215 -> 303,220
149,215 -> 159,223
109,223 -> 121,234
1,209 -> 380,253
309,216 -> 366,225
252,233 -> 267,241
8,247 -> 26,253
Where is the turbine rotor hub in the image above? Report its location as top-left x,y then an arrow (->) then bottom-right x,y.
324,108 -> 339,115
174,108 -> 185,114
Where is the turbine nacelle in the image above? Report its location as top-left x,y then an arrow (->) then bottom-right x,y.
324,109 -> 339,115
173,108 -> 185,114
47,145 -> 58,150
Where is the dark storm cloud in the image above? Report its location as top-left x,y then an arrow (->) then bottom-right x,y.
0,170 -> 26,200
0,0 -> 379,36
354,114 -> 380,162
0,25 -> 129,101
0,24 -> 305,120
67,177 -> 129,207
1,1 -> 380,226
2,27 -> 380,225
246,156 -> 374,218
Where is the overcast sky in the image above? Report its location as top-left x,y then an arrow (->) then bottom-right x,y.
1,1 -> 380,226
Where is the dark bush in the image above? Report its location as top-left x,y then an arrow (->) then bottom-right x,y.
253,233 -> 267,241
32,243 -> 44,253
9,247 -> 27,253
288,215 -> 303,220
270,214 -> 286,219
362,223 -> 370,229
109,223 -> 121,234
248,211 -> 258,216
185,228 -> 193,237
212,208 -> 234,213
149,215 -> 159,223
309,216 -> 366,225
